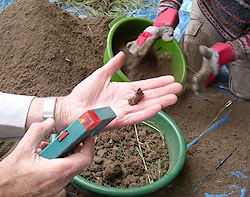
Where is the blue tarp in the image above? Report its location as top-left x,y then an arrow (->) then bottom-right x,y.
126,0 -> 192,42
1,0 -> 192,42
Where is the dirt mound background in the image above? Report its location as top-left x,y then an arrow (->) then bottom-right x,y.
0,0 -> 249,196
0,0 -> 112,96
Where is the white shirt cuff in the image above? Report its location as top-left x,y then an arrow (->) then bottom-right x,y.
0,92 -> 34,141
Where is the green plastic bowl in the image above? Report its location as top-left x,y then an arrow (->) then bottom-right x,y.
104,16 -> 188,90
51,111 -> 186,196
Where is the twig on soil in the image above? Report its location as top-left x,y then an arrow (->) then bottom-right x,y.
168,100 -> 233,173
87,25 -> 93,34
193,148 -> 236,192
142,121 -> 166,149
158,159 -> 161,179
187,65 -> 196,74
201,100 -> 232,134
134,124 -> 153,184
56,0 -> 158,17
136,121 -> 168,182
102,179 -> 120,188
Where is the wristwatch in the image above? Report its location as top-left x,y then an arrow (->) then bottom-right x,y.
43,97 -> 58,120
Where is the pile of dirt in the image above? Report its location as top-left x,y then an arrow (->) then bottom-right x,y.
81,124 -> 169,188
0,0 -> 112,96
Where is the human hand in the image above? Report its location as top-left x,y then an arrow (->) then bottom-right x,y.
126,24 -> 174,57
55,51 -> 182,132
126,8 -> 179,57
192,43 -> 234,95
192,45 -> 219,95
0,118 -> 94,196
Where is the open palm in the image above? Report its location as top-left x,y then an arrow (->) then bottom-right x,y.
55,52 -> 182,132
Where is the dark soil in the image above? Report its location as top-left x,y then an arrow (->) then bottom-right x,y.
81,124 -> 169,188
0,0 -> 249,196
159,87 -> 250,196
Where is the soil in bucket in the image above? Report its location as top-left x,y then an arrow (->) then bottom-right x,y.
81,124 -> 169,188
113,40 -> 173,81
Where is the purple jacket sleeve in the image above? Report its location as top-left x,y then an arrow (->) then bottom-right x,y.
158,0 -> 183,15
227,31 -> 250,61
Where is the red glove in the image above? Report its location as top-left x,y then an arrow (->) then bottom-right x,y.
127,8 -> 179,57
204,43 -> 234,86
192,43 -> 234,94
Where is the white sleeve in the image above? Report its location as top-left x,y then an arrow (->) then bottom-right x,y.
0,92 -> 35,141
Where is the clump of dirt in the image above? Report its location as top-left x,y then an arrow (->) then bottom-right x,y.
81,124 -> 169,188
114,41 -> 173,81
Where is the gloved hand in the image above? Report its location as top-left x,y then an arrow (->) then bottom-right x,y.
192,43 -> 234,95
126,8 -> 179,57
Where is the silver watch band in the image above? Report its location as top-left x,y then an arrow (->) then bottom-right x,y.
43,97 -> 58,120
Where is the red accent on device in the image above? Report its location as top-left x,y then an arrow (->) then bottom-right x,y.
58,131 -> 69,142
78,110 -> 101,130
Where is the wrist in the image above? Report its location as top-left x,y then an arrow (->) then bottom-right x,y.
25,97 -> 60,131
54,96 -> 67,132
43,97 -> 57,120
204,71 -> 216,87
25,97 -> 44,131
211,43 -> 234,66
154,8 -> 179,28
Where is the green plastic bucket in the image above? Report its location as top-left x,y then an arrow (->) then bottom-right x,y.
51,111 -> 186,196
104,16 -> 188,90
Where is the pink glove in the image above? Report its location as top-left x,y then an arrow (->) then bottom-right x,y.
126,8 -> 179,57
192,42 -> 234,94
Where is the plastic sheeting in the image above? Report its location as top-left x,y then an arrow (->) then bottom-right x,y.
1,0 -> 192,42
126,0 -> 192,42
0,0 -> 16,10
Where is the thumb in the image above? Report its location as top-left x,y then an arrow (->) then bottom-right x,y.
160,25 -> 174,42
199,45 -> 213,59
98,51 -> 125,81
162,33 -> 173,42
126,41 -> 134,48
19,118 -> 55,151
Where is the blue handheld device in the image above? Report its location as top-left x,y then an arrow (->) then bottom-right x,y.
39,107 -> 116,159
